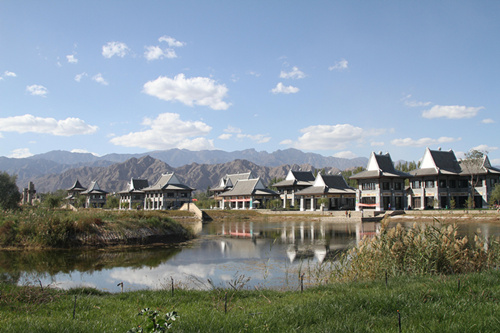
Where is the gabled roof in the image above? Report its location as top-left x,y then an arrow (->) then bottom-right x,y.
143,173 -> 194,191
67,179 -> 86,191
118,178 -> 149,194
210,172 -> 254,191
459,155 -> 500,176
273,170 -> 315,188
411,148 -> 461,176
220,178 -> 277,197
296,174 -> 355,195
350,152 -> 411,179
82,181 -> 108,194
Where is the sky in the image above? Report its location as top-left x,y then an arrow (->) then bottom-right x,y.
1,1 -> 499,164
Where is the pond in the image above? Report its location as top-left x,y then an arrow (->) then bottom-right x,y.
2,219 -> 500,292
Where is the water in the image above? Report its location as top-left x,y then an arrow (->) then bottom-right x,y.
2,219 -> 499,292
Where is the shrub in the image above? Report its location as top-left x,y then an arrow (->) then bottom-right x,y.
333,220 -> 500,281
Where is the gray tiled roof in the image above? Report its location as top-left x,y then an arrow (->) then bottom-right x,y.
143,173 -> 194,191
82,181 -> 108,194
67,179 -> 86,191
429,149 -> 461,173
296,175 -> 355,195
220,178 -> 277,197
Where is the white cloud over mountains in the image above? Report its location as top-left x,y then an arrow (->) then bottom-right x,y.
110,112 -> 214,150
0,114 -> 98,136
219,126 -> 270,143
328,59 -> 348,71
284,123 -> 382,151
144,35 -> 185,60
143,74 -> 231,110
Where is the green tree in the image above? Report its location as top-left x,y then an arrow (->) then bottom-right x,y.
0,172 -> 21,210
104,194 -> 120,209
489,184 -> 500,207
461,149 -> 487,208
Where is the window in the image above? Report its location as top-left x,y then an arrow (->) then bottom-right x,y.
167,192 -> 175,198
412,180 -> 421,189
458,179 -> 469,188
449,180 -> 456,188
362,182 -> 376,190
425,180 -> 434,188
439,180 -> 447,188
394,182 -> 403,191
382,182 -> 390,190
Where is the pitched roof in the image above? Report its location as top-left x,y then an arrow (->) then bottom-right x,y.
296,174 -> 355,195
410,148 -> 461,176
273,170 -> 315,188
350,152 -> 411,179
459,155 -> 500,176
220,178 -> 277,197
67,179 -> 86,191
118,178 -> 149,194
143,173 -> 194,191
82,181 -> 108,194
210,172 -> 254,191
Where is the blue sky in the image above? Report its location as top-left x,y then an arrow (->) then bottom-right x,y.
1,1 -> 499,164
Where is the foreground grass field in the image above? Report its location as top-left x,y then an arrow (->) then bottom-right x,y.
1,271 -> 499,332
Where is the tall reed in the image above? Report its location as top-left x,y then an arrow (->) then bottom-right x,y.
332,219 -> 500,281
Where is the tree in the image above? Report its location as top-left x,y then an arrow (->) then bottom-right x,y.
0,172 -> 21,210
461,149 -> 486,209
104,194 -> 120,209
489,184 -> 500,208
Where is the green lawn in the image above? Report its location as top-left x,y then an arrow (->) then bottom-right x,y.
1,270 -> 500,332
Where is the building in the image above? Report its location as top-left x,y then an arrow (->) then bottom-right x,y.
219,178 -> 278,209
350,152 -> 411,211
118,178 -> 149,210
143,173 -> 194,210
409,148 -> 500,209
66,179 -> 87,208
295,174 -> 355,211
210,172 -> 254,209
273,170 -> 315,208
81,181 -> 108,208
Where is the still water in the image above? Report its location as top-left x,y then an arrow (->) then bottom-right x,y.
2,220 -> 500,292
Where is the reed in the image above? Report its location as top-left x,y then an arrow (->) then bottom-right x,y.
332,219 -> 500,281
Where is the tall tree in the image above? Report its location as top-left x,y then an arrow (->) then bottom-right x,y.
461,149 -> 486,209
0,172 -> 21,210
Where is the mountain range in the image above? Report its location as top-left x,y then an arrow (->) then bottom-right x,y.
0,148 -> 368,193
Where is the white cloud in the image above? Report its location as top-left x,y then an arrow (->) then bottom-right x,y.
26,84 -> 48,97
66,54 -> 78,64
472,144 -> 498,153
280,66 -> 305,79
286,124 -> 374,150
271,82 -> 299,94
0,114 -> 98,136
102,41 -> 130,58
402,94 -> 431,107
223,126 -> 242,134
143,74 -> 231,110
370,141 -> 385,147
74,72 -> 88,82
236,133 -> 271,144
328,59 -> 348,71
391,136 -> 460,147
92,73 -> 108,85
218,133 -> 232,140
4,71 -> 16,77
144,45 -> 177,60
158,35 -> 185,48
71,149 -> 99,156
482,118 -> 495,124
8,148 -> 33,158
422,105 -> 484,119
333,151 -> 357,159
110,112 -> 214,150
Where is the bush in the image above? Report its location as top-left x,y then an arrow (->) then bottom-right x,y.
333,220 -> 500,281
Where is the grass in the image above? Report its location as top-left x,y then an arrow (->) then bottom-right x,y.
1,271 -> 500,332
0,207 -> 194,248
